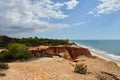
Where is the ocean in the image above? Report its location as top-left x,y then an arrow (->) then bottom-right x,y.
71,40 -> 120,62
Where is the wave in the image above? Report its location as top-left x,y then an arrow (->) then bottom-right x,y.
105,54 -> 120,61
74,42 -> 107,54
74,42 -> 120,61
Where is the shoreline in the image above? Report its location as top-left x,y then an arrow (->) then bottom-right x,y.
90,50 -> 120,67
73,42 -> 120,67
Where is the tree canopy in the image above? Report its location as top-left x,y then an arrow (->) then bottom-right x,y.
0,35 -> 73,48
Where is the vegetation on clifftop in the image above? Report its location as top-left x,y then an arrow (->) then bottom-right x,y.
0,35 -> 74,62
0,35 -> 73,48
0,43 -> 33,62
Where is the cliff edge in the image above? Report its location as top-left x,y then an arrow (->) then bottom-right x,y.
29,45 -> 91,59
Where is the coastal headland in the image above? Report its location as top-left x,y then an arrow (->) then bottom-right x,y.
1,44 -> 120,80
0,36 -> 120,80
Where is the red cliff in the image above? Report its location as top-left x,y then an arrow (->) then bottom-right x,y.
29,45 -> 91,59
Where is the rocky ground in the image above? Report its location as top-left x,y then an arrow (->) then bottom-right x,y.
1,56 -> 120,80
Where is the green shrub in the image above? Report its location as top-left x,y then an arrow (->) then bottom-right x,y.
0,43 -> 33,62
0,51 -> 14,62
8,43 -> 33,60
100,77 -> 107,80
0,63 -> 9,77
74,64 -> 87,74
0,72 -> 6,76
0,63 -> 9,69
0,35 -> 72,47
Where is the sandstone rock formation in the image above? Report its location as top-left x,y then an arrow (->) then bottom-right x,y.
29,45 -> 91,59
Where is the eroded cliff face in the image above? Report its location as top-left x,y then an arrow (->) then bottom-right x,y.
29,45 -> 91,59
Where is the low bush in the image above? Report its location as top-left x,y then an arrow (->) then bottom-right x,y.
0,63 -> 9,77
100,77 -> 107,80
0,63 -> 9,69
0,72 -> 6,76
74,64 -> 87,74
0,51 -> 14,62
0,43 -> 33,62
97,75 -> 107,80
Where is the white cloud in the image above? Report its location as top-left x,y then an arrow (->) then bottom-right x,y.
31,0 -> 68,19
88,11 -> 94,14
96,0 -> 120,14
0,0 -> 79,35
74,20 -> 91,26
65,0 -> 79,10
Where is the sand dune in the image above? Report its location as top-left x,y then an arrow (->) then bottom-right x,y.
1,56 -> 120,80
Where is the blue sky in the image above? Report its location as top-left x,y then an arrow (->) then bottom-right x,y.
0,0 -> 120,39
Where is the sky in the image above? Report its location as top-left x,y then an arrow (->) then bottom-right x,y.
0,0 -> 120,40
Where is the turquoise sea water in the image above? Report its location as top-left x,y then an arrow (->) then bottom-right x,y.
72,40 -> 120,62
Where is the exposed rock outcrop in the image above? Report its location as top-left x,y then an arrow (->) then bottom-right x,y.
29,45 -> 91,59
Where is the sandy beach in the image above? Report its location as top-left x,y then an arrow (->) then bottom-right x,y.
76,43 -> 120,66
90,51 -> 120,67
